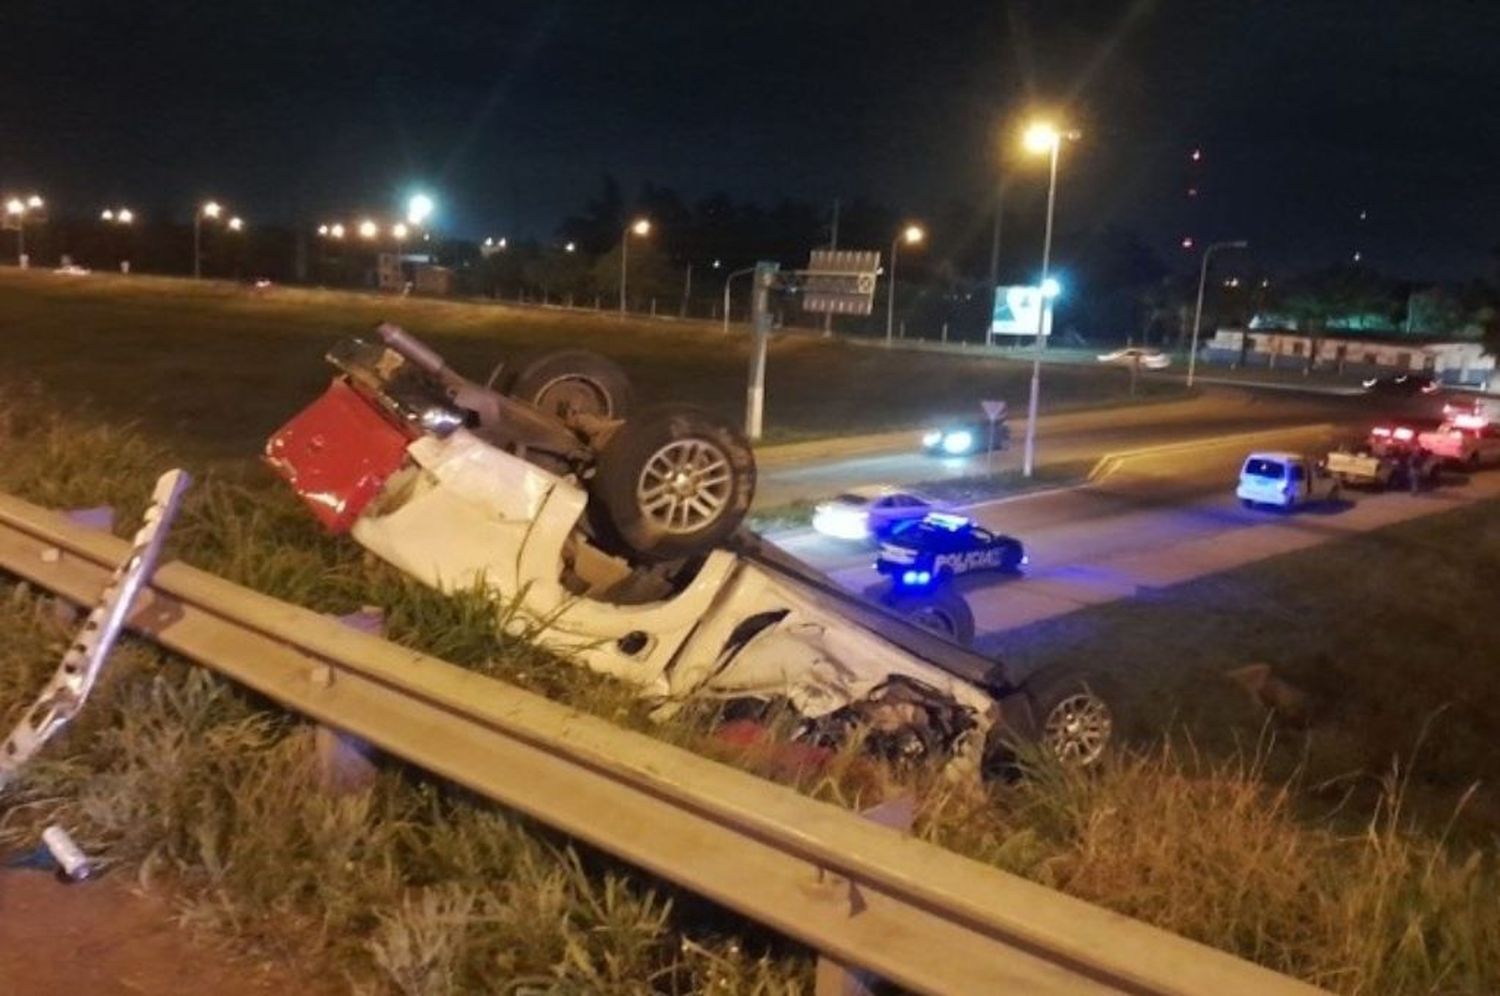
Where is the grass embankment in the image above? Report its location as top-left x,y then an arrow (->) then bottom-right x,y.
0,269 -> 1181,462
1,400 -> 1497,991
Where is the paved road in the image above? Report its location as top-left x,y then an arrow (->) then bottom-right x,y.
754,385 -> 1420,507
767,426 -> 1500,652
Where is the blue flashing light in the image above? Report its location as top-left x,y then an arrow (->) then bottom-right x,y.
924,512 -> 971,531
900,569 -> 932,587
941,430 -> 974,455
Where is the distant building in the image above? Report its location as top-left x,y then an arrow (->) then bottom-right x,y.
1202,327 -> 1494,388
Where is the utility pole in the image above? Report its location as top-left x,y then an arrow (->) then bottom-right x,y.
681,262 -> 692,318
821,197 -> 840,337
987,178 -> 1003,346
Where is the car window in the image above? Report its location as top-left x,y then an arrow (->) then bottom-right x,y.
970,528 -> 994,544
1288,463 -> 1306,481
834,493 -> 870,506
1244,458 -> 1284,479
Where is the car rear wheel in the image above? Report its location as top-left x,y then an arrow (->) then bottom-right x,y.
592,405 -> 755,562
882,587 -> 976,646
507,349 -> 633,419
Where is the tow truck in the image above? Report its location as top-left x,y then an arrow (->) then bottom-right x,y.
265,325 -> 1120,771
1417,406 -> 1500,470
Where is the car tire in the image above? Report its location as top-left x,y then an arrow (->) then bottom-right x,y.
506,349 -> 633,419
882,586 -> 976,646
1007,666 -> 1120,768
1000,541 -> 1026,574
592,404 -> 755,562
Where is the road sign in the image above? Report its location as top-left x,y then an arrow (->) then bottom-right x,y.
800,249 -> 881,315
990,285 -> 1053,340
980,400 -> 1007,421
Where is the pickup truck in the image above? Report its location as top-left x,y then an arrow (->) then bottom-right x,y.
265,324 -> 1122,772
1417,412 -> 1500,469
1325,425 -> 1440,490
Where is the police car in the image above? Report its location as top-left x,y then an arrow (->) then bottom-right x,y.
875,512 -> 1026,588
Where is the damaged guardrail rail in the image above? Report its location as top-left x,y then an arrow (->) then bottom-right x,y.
0,490 -> 1326,996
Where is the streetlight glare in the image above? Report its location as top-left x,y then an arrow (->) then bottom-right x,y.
392,222 -> 409,240
564,241 -> 576,252
101,209 -> 114,221
1041,277 -> 1062,299
118,208 -> 134,224
26,194 -> 43,209
330,223 -> 346,239
358,219 -> 378,239
228,216 -> 244,232
202,201 -> 222,218
5,199 -> 24,216
317,224 -> 329,236
1023,122 -> 1061,154
406,193 -> 435,225
903,224 -> 925,245
631,218 -> 651,236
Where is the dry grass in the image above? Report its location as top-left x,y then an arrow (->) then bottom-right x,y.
2,393 -> 1498,994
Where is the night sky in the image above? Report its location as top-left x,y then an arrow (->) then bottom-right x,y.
2,0 -> 1497,278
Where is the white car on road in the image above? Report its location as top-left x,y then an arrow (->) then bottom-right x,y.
1097,347 -> 1171,370
812,485 -> 942,542
1237,452 -> 1342,510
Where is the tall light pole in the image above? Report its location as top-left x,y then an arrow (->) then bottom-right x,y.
884,224 -> 925,344
619,217 -> 650,314
101,206 -> 135,271
193,201 -> 221,279
6,194 -> 44,265
722,265 -> 755,334
1187,239 -> 1249,388
1019,121 -> 1077,478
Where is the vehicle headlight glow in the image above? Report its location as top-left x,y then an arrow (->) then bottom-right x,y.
900,570 -> 932,587
922,430 -> 943,447
813,506 -> 871,541
941,430 -> 974,455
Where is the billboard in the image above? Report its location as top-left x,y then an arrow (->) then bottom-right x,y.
990,285 -> 1053,340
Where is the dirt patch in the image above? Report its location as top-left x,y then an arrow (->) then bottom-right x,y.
0,868 -> 342,995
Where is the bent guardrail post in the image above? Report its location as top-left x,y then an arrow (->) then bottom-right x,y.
0,469 -> 191,792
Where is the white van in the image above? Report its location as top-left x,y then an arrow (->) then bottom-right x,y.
1237,452 -> 1342,510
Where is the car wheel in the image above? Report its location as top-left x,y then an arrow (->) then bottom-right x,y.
1000,541 -> 1026,574
592,405 -> 755,562
882,586 -> 976,646
1011,667 -> 1120,768
507,349 -> 633,419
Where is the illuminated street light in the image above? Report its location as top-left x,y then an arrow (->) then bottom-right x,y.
392,222 -> 409,241
358,218 -> 378,240
564,241 -> 575,252
330,223 -> 346,240
885,223 -> 926,344
1187,240 -> 1249,388
1019,118 -> 1079,478
619,217 -> 652,313
406,192 -> 435,226
202,201 -> 222,219
5,193 -> 44,265
317,224 -> 329,236
101,209 -> 114,221
193,201 -> 229,278
117,208 -> 133,224
227,216 -> 244,232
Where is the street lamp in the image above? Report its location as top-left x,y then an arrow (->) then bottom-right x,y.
5,194 -> 44,265
1187,240 -> 1249,388
193,201 -> 224,279
619,217 -> 651,314
100,206 -> 135,271
227,216 -> 244,232
406,193 -> 434,227
564,241 -> 575,253
330,223 -> 346,240
358,218 -> 378,240
1018,120 -> 1079,478
392,222 -> 409,241
884,223 -> 925,344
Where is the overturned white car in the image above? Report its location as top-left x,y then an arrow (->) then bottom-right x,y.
265,325 -> 1118,771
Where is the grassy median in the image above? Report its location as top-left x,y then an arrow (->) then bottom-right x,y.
0,269 -> 1181,461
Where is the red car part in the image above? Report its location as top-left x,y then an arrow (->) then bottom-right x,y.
264,379 -> 412,533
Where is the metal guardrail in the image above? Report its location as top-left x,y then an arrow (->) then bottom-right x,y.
0,491 -> 1326,996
